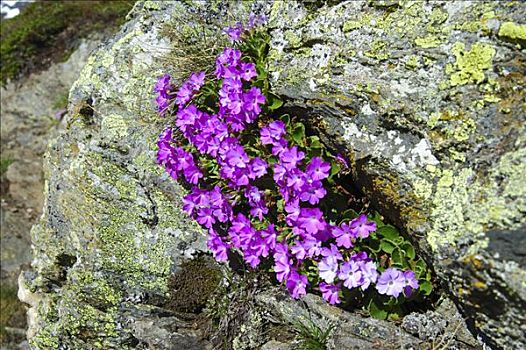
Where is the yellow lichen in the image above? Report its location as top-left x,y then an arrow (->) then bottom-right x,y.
415,35 -> 443,48
448,42 -> 496,86
498,22 -> 526,44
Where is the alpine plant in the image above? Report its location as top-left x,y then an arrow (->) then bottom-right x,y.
153,14 -> 421,307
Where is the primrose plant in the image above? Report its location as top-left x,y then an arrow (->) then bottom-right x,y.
154,15 -> 432,317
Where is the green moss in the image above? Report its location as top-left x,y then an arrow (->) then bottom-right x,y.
165,256 -> 222,313
52,91 -> 70,110
447,42 -> 496,86
498,22 -> 526,46
0,1 -> 135,85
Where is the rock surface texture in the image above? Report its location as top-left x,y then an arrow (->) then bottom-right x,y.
21,1 -> 525,349
1,38 -> 101,349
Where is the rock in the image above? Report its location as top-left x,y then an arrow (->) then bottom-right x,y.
22,1 -> 525,349
20,3 -> 208,348
260,340 -> 294,350
256,288 -> 423,350
266,1 -> 526,349
0,30 -> 101,350
128,306 -> 212,350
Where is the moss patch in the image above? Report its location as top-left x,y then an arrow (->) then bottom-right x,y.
0,0 -> 135,85
165,256 -> 222,313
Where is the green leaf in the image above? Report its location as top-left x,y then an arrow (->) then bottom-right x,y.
377,225 -> 399,240
380,241 -> 395,254
280,114 -> 291,126
391,248 -> 404,265
329,161 -> 341,179
420,281 -> 433,295
292,123 -> 305,146
267,93 -> 283,111
276,199 -> 284,212
368,299 -> 388,320
403,243 -> 416,260
370,212 -> 385,227
341,209 -> 359,220
308,136 -> 323,148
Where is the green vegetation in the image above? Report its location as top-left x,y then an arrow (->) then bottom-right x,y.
0,157 -> 14,177
166,256 -> 222,313
1,0 -> 135,85
292,318 -> 334,350
0,285 -> 26,344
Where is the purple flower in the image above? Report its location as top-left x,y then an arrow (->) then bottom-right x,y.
156,128 -> 174,164
176,104 -> 201,135
259,224 -> 277,255
376,268 -> 405,298
279,146 -> 305,170
249,157 -> 267,178
248,13 -> 268,29
285,169 -> 305,192
272,138 -> 289,156
208,229 -> 229,262
183,165 -> 203,184
243,87 -> 266,115
321,244 -> 343,261
299,180 -> 327,205
402,270 -> 419,297
274,242 -> 292,282
240,62 -> 257,81
215,48 -> 242,78
319,283 -> 341,305
306,157 -> 331,181
225,146 -> 250,168
332,223 -> 354,249
224,22 -> 243,41
350,214 -> 376,239
298,208 -> 326,235
359,260 -> 378,290
245,185 -> 268,220
188,71 -> 205,89
229,213 -> 253,248
260,120 -> 286,146
154,74 -> 172,93
286,270 -> 308,299
318,256 -> 339,283
244,248 -> 261,268
302,235 -> 322,258
196,207 -> 215,228
338,260 -> 364,289
175,84 -> 194,108
156,94 -> 171,116
290,240 -> 307,260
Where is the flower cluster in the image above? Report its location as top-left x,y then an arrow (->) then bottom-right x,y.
154,22 -> 422,309
224,13 -> 267,42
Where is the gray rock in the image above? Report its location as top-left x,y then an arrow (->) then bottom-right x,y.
266,1 -> 526,349
256,288 -> 422,350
